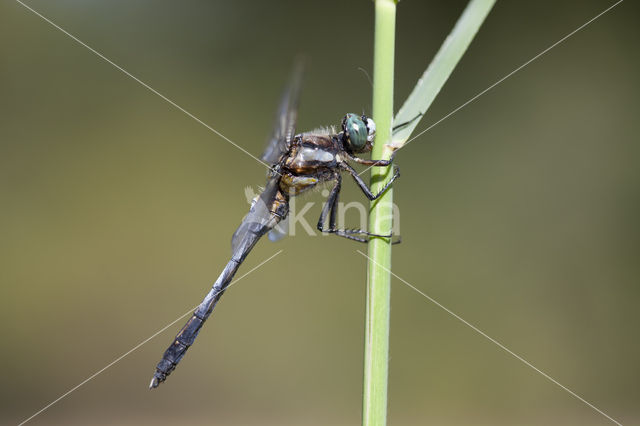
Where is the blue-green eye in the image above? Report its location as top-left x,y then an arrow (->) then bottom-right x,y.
342,113 -> 372,152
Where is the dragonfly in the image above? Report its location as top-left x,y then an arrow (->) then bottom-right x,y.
149,64 -> 400,389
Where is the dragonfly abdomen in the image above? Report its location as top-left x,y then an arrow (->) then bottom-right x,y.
150,258 -> 242,389
150,196 -> 285,389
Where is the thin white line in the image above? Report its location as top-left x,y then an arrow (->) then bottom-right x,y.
14,0 -> 271,170
356,250 -> 623,425
358,0 -> 623,178
18,250 -> 284,426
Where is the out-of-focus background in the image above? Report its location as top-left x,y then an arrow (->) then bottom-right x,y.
1,1 -> 638,425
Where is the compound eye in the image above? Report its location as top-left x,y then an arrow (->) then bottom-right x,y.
343,113 -> 367,152
364,117 -> 376,143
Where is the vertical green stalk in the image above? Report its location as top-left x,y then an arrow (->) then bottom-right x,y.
363,1 -> 396,425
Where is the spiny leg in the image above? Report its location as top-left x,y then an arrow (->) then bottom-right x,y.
325,175 -> 372,242
346,151 -> 395,167
341,162 -> 400,201
316,173 -> 341,234
316,174 -> 394,243
340,163 -> 402,243
345,139 -> 403,167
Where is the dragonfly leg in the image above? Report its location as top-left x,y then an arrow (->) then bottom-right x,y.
341,162 -> 400,201
316,173 -> 341,232
347,151 -> 396,167
316,174 -> 398,243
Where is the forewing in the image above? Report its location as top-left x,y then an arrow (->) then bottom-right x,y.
261,61 -> 304,165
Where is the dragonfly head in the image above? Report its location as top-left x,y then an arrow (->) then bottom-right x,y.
341,113 -> 376,153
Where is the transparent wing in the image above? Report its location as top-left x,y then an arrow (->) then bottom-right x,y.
261,60 -> 304,165
232,61 -> 302,251
268,214 -> 289,242
231,177 -> 280,254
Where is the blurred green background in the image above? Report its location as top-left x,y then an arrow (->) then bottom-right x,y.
1,1 -> 638,425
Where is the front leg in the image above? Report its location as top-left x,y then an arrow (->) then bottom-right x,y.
346,149 -> 397,167
340,162 -> 399,201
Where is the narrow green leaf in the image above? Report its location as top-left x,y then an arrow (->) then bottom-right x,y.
392,0 -> 495,146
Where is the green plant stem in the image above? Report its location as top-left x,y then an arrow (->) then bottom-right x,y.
363,1 -> 396,425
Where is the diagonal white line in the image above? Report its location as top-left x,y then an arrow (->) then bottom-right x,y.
18,250 -> 284,426
356,250 -> 622,425
14,0 -> 271,170
358,0 -> 624,178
